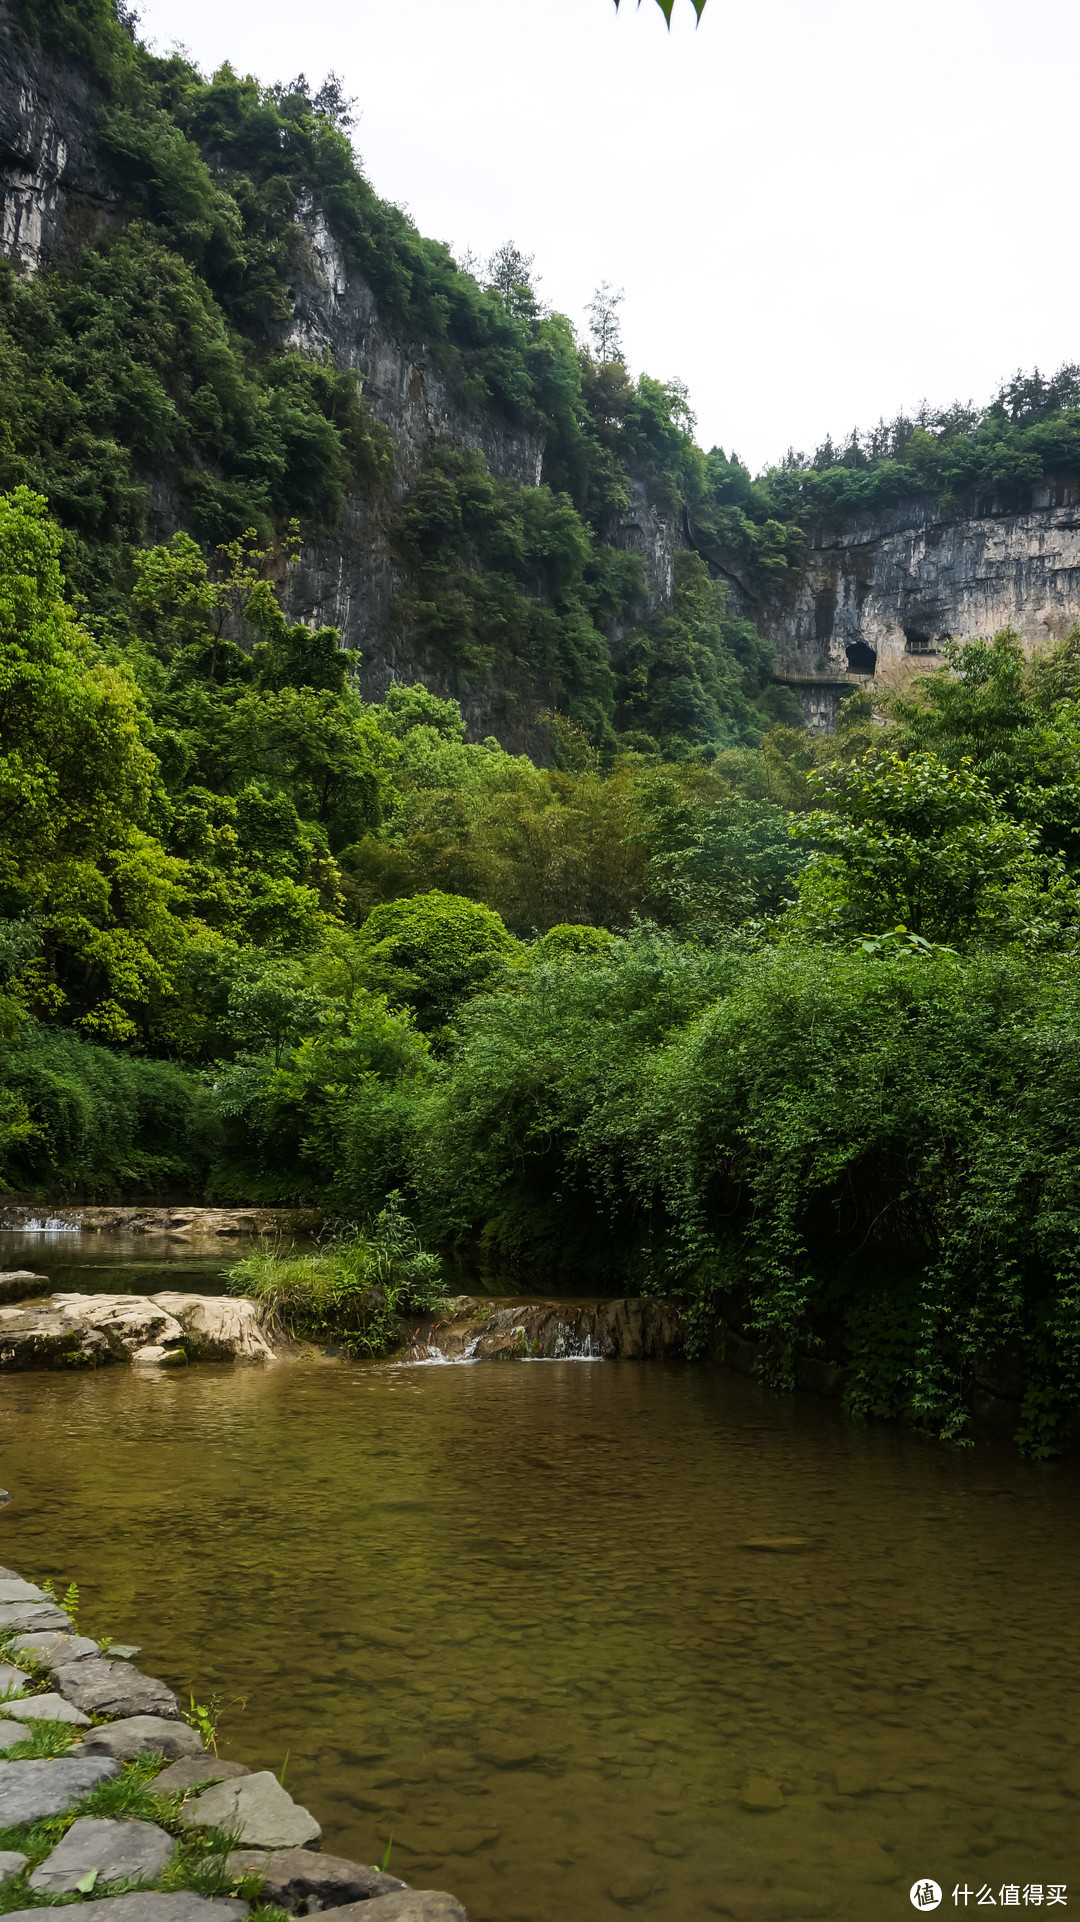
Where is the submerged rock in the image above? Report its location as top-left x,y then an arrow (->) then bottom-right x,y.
226,1847 -> 406,1908
0,1272 -> 49,1304
54,1657 -> 180,1720
0,1756 -> 119,1825
152,1756 -> 250,1794
29,1816 -> 176,1893
84,1715 -> 203,1761
332,1899 -> 467,1922
182,1771 -> 321,1849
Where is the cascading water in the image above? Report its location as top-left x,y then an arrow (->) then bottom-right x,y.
2,1217 -> 79,1234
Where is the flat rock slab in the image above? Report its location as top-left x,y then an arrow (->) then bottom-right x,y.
0,1660 -> 29,1695
85,1716 -> 204,1762
5,1692 -> 91,1726
0,1578 -> 47,1604
0,1722 -> 28,1752
227,1848 -> 406,1907
0,1756 -> 120,1824
0,1601 -> 73,1633
152,1757 -> 249,1795
30,1816 -> 177,1893
54,1658 -> 179,1720
0,1852 -> 28,1888
5,1897 -> 249,1922
183,1771 -> 321,1849
334,1897 -> 468,1922
11,1630 -> 101,1668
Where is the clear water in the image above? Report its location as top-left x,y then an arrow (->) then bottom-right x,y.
1,1357 -> 1078,1921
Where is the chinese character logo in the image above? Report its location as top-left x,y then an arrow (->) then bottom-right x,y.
911,1884 -> 943,1912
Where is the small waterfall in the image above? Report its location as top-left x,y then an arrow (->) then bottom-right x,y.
3,1217 -> 79,1234
546,1323 -> 603,1361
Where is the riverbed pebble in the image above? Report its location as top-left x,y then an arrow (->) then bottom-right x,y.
152,1756 -> 250,1794
226,1846 -> 407,1908
3,1692 -> 91,1726
0,1755 -> 120,1825
4,1896 -> 249,1922
29,1817 -> 177,1893
54,1657 -> 180,1720
739,1774 -> 785,1811
0,1852 -> 28,1889
9,1629 -> 101,1667
182,1770 -> 321,1849
84,1716 -> 204,1761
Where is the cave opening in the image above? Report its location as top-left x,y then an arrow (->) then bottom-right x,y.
845,641 -> 877,676
904,627 -> 936,655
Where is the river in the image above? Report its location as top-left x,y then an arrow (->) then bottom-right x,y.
1,1240 -> 1079,1919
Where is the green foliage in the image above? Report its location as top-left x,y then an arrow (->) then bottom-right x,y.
354,889 -> 520,1033
226,1195 -> 444,1352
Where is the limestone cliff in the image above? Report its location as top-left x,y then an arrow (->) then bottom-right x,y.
759,488 -> 1080,730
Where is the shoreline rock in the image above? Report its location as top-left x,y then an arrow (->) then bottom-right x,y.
0,1549 -> 472,1918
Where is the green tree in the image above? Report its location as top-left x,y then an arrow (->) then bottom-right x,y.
355,890 -> 519,1032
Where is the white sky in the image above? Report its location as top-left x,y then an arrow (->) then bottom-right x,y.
135,0 -> 1080,474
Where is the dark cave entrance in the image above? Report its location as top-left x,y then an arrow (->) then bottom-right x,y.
845,640 -> 877,676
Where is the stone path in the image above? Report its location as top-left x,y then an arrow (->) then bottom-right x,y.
0,1559 -> 469,1920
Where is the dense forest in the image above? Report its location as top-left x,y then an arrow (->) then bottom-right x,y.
7,0 -> 1080,1453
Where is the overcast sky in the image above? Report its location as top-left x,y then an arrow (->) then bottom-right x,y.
135,0 -> 1080,474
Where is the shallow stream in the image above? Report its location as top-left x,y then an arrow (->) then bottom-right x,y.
1,1243 -> 1079,1919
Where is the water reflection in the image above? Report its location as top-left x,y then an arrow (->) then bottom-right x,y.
0,1361 -> 1078,1920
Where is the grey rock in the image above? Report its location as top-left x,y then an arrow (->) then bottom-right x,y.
0,1852 -> 28,1889
10,1629 -> 100,1667
332,1898 -> 468,1922
85,1717 -> 204,1762
0,1489 -> 11,1505
0,1721 -> 28,1752
0,1660 -> 29,1695
4,1899 -> 249,1922
0,1601 -> 72,1632
29,1817 -> 177,1893
183,1771 -> 321,1849
0,1756 -> 120,1825
227,1847 -> 406,1908
54,1658 -> 179,1720
0,1578 -> 46,1603
4,1692 -> 91,1726
152,1757 -> 250,1795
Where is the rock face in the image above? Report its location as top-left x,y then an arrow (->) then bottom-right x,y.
0,3 -> 115,272
0,1755 -> 119,1825
0,1292 -> 276,1369
404,1296 -> 685,1364
226,1847 -> 406,1908
29,1817 -> 176,1893
182,1771 -> 322,1850
765,489 -> 1080,730
54,1658 -> 180,1721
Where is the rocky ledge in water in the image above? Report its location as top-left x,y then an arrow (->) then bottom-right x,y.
0,1205 -> 325,1238
402,1295 -> 686,1362
0,1292 -> 276,1370
0,1555 -> 468,1920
